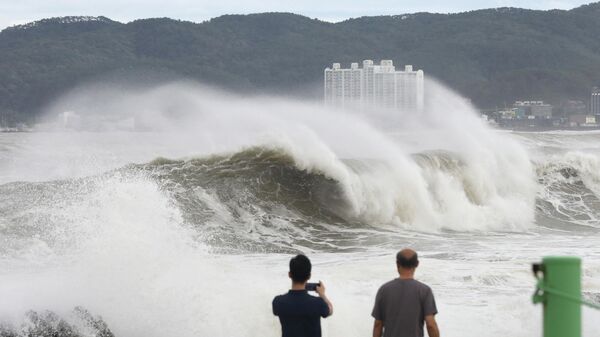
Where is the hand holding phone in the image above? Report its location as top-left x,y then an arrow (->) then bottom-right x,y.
306,282 -> 319,291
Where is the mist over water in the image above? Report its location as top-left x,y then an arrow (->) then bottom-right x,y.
3,81 -> 538,232
1,80 -> 599,336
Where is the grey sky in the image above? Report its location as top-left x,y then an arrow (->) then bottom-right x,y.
0,0 -> 594,30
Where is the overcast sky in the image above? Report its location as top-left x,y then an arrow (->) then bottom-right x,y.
0,0 -> 594,30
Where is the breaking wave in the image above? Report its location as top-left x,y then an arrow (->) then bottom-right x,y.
536,151 -> 600,228
0,143 -> 541,254
144,144 -> 540,246
5,143 -> 600,255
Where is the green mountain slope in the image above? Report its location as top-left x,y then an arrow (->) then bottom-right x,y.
1,5 -> 600,122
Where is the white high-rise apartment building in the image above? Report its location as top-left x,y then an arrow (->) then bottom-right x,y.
324,60 -> 424,111
324,62 -> 362,108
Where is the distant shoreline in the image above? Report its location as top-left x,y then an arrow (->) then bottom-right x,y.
497,126 -> 600,132
0,129 -> 33,133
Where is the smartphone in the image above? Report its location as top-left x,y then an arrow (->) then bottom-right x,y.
306,282 -> 319,291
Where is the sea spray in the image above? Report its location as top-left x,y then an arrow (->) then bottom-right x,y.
27,80 -> 538,231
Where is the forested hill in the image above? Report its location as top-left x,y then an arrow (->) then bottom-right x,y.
2,4 -> 600,122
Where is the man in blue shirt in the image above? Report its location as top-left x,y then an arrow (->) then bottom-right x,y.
272,254 -> 334,337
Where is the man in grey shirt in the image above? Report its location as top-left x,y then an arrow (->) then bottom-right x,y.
371,249 -> 440,337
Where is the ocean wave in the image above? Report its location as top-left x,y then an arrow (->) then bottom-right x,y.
0,143 -> 565,253
140,142 -> 537,239
0,307 -> 113,337
536,151 -> 600,228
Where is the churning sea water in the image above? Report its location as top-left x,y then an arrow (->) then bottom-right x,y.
0,83 -> 599,336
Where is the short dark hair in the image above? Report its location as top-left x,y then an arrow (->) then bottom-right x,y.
289,254 -> 311,283
396,250 -> 419,268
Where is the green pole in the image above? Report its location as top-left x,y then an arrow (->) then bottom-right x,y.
534,256 -> 581,337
